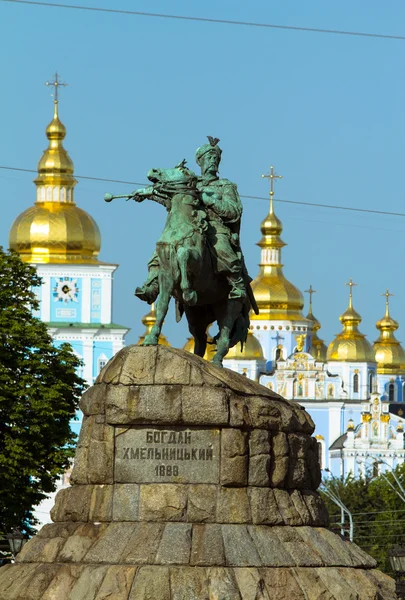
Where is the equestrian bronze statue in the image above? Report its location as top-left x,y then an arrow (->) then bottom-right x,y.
105,138 -> 258,366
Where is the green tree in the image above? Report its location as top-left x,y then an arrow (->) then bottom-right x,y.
0,248 -> 85,535
322,466 -> 405,573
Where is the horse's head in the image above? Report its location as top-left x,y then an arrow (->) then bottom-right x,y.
147,161 -> 198,192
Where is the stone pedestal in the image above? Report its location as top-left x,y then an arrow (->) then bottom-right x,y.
0,346 -> 395,599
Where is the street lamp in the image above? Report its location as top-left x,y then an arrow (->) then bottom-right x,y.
6,530 -> 27,559
388,547 -> 405,598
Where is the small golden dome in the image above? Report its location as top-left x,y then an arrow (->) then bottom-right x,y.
250,197 -> 305,322
373,291 -> 405,374
225,331 -> 264,360
347,419 -> 355,431
9,100 -> 101,264
183,336 -> 216,361
327,282 -> 375,363
260,205 -> 283,239
137,304 -> 170,346
306,312 -> 327,361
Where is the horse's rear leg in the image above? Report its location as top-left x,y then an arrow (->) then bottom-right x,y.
188,319 -> 208,357
143,276 -> 173,346
213,300 -> 242,367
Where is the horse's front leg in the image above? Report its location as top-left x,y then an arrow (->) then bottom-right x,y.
143,273 -> 173,346
177,240 -> 202,306
212,299 -> 243,367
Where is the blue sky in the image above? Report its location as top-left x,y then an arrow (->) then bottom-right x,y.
2,0 -> 405,348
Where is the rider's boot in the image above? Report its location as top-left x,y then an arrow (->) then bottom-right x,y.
227,275 -> 247,300
135,273 -> 159,304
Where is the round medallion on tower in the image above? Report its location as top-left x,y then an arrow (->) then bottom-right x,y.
9,76 -> 101,264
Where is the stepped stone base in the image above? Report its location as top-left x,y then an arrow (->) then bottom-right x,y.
0,346 -> 395,599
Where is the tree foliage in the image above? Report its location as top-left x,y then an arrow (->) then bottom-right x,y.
0,248 -> 85,535
322,464 -> 405,573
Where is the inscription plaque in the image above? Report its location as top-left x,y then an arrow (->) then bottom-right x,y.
115,427 -> 220,483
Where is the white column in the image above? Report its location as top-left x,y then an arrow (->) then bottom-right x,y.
329,403 -> 344,445
112,333 -> 126,356
101,276 -> 112,324
41,275 -> 51,322
81,278 -> 91,323
82,335 -> 94,386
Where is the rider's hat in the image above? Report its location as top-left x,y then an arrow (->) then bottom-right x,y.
195,136 -> 222,166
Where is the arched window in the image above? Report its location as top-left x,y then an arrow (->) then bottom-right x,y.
98,354 -> 108,374
353,373 -> 359,393
373,461 -> 379,477
275,347 -> 282,361
369,372 -> 374,393
389,383 -> 395,403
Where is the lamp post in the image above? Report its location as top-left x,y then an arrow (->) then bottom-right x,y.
388,547 -> 405,598
6,530 -> 27,560
321,469 -> 354,542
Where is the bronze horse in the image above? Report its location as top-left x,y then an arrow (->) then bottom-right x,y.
107,163 -> 257,366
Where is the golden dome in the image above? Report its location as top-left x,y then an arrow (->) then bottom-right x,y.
137,304 -> 170,346
327,281 -> 375,363
373,290 -> 405,374
225,330 -> 264,360
305,288 -> 327,361
9,100 -> 101,264
183,336 -> 216,361
250,196 -> 305,321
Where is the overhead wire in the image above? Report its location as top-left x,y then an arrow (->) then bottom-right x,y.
2,0 -> 405,42
1,165 -> 405,219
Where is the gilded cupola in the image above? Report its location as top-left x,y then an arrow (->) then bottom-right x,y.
373,290 -> 405,374
183,336 -> 216,361
250,166 -> 305,322
137,304 -> 170,347
305,285 -> 327,361
9,76 -> 101,264
225,330 -> 264,360
327,279 -> 375,363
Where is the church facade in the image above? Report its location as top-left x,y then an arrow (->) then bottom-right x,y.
9,92 -> 128,426
8,85 -> 128,524
218,170 -> 405,478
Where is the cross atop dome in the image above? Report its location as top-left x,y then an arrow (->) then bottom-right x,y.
345,278 -> 358,307
305,284 -> 317,313
262,165 -> 282,212
45,72 -> 68,103
383,288 -> 394,306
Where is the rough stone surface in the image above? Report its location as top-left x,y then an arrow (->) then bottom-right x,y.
220,428 -> 248,486
0,346 -> 394,599
139,485 -> 187,522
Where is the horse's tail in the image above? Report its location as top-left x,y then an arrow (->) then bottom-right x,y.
229,304 -> 250,349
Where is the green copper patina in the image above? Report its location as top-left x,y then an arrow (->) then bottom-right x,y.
105,138 -> 258,366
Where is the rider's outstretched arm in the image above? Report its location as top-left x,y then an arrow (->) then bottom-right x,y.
130,186 -> 170,210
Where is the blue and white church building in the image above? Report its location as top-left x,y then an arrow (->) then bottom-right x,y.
218,170 -> 405,478
9,94 -> 128,407
8,89 -> 128,525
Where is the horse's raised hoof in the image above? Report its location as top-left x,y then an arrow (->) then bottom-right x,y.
143,334 -> 159,346
182,289 -> 197,306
